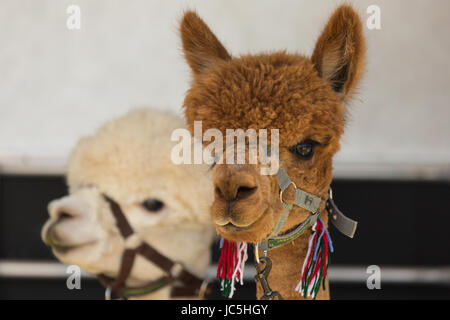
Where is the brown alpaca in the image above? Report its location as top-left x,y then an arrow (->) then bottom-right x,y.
180,5 -> 365,300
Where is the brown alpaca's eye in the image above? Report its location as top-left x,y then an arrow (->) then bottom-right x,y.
142,199 -> 164,212
291,140 -> 317,160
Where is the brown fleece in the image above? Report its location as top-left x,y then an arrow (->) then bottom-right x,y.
179,5 -> 365,300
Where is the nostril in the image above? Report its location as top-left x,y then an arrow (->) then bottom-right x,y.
56,211 -> 75,222
215,187 -> 224,199
236,186 -> 258,200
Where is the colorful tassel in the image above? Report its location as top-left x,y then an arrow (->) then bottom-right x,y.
295,217 -> 334,299
216,238 -> 248,298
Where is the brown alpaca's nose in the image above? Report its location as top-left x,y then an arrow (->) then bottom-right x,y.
213,164 -> 259,202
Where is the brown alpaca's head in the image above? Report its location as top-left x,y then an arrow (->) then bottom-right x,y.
180,5 -> 365,243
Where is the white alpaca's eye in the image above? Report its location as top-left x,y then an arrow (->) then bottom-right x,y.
142,199 -> 164,213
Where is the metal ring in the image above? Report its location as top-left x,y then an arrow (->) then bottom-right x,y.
279,181 -> 297,204
105,287 -> 112,300
169,261 -> 184,279
255,243 -> 260,264
198,280 -> 209,300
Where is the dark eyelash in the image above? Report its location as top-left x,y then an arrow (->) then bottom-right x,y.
307,139 -> 321,146
290,139 -> 321,149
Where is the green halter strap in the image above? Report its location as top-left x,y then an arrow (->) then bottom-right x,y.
258,163 -> 358,251
258,163 -> 324,251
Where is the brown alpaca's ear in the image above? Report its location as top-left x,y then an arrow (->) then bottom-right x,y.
180,10 -> 231,75
312,5 -> 365,101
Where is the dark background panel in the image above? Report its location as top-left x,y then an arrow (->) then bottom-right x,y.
329,180 -> 450,266
1,175 -> 450,299
3,175 -> 448,264
0,175 -> 67,260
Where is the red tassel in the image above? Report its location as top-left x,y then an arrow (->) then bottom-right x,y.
216,238 -> 248,298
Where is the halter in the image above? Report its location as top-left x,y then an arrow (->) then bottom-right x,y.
257,163 -> 357,251
97,194 -> 211,299
253,163 -> 358,300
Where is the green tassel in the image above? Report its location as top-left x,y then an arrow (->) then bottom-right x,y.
221,279 -> 232,297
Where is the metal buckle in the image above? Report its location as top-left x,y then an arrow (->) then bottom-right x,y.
279,181 -> 297,204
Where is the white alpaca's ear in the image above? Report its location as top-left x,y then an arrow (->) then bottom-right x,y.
180,10 -> 231,76
311,5 -> 366,102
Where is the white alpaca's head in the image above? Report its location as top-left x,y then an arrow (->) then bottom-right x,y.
41,109 -> 214,296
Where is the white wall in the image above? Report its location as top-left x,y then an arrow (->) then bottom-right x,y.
1,0 -> 449,179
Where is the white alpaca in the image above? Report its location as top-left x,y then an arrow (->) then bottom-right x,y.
41,109 -> 214,299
